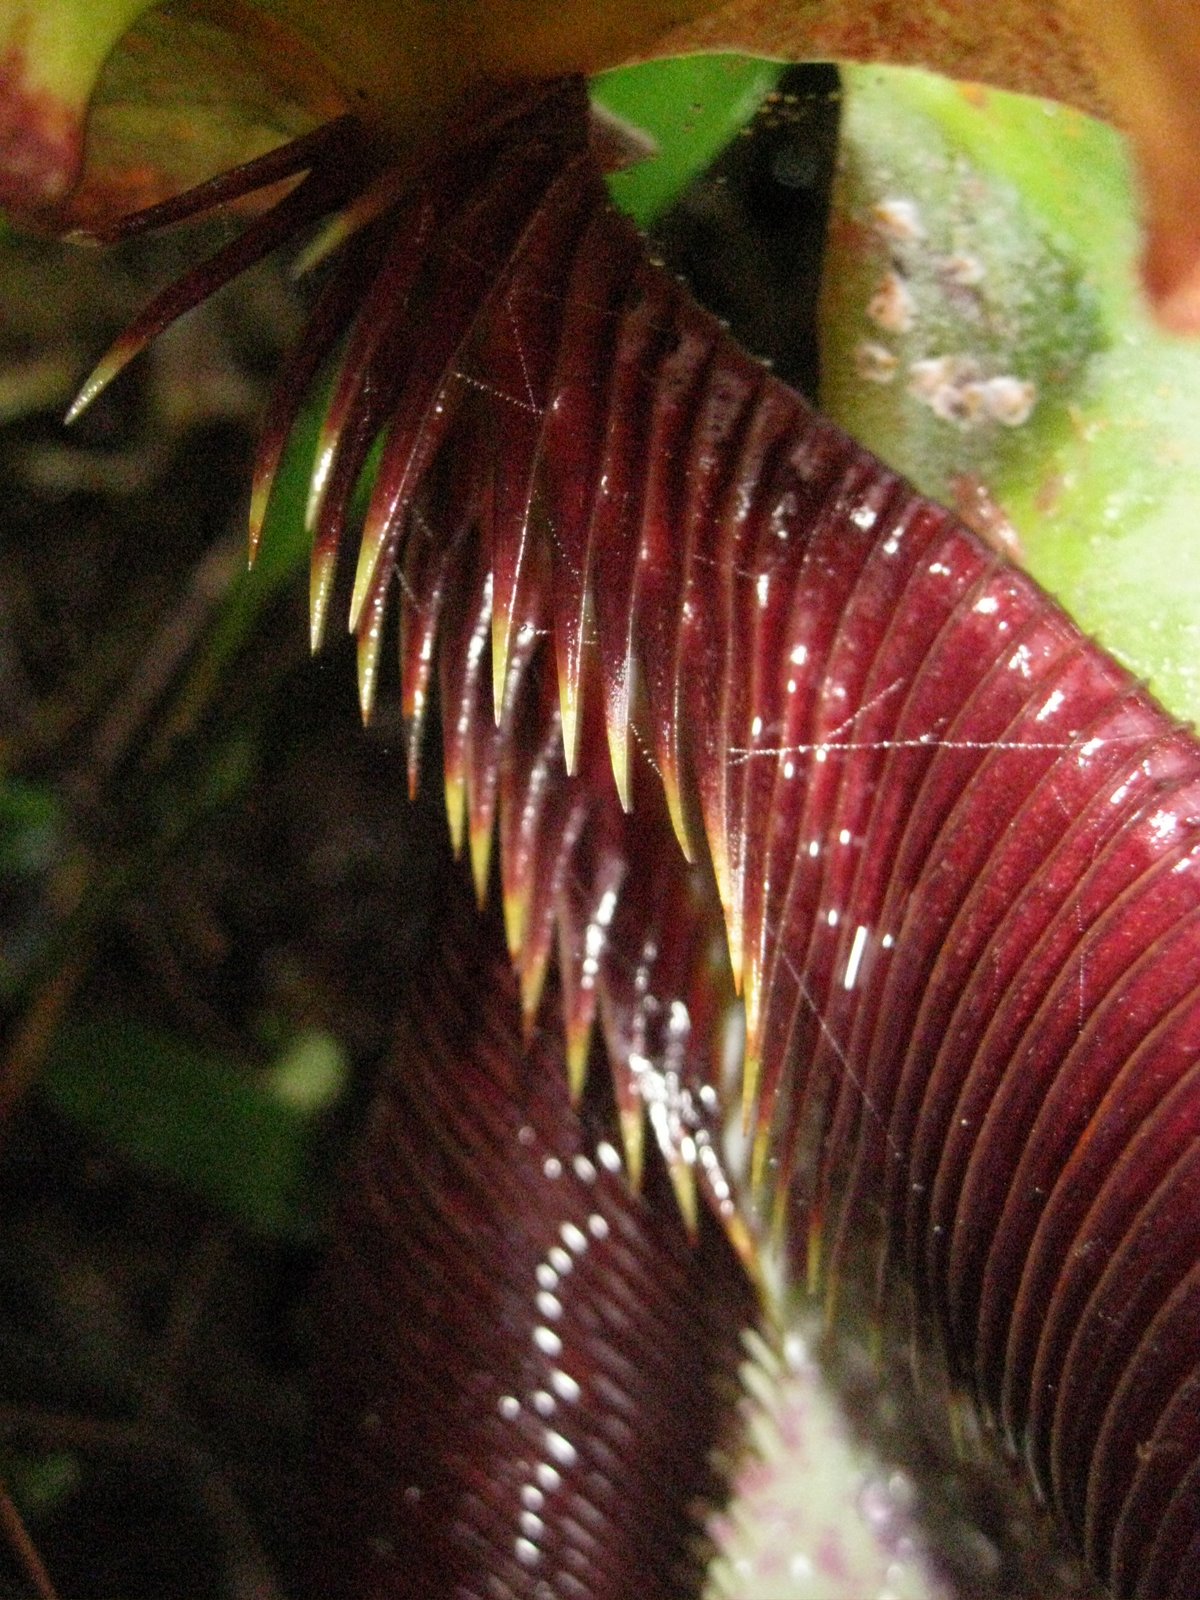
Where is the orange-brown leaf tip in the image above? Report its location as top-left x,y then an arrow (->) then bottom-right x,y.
707,835 -> 738,985
728,894 -> 746,996
1060,0 -> 1200,334
1141,206 -> 1200,334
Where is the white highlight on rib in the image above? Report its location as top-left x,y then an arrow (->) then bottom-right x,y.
843,924 -> 870,991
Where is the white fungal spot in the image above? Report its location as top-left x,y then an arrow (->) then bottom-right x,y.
936,251 -> 986,287
908,354 -> 984,424
854,340 -> 899,384
981,374 -> 1037,426
871,196 -> 925,243
867,269 -> 916,333
908,356 -> 1036,429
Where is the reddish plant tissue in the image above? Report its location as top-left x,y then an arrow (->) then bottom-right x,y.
0,44 -> 81,209
307,875 -> 756,1599
70,75 -> 1200,1600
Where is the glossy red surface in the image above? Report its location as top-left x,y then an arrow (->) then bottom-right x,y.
73,74 -> 1200,1599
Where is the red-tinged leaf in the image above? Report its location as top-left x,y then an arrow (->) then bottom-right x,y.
1,0 -> 345,230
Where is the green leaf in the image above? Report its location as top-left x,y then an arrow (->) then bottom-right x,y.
592,55 -> 783,228
40,1019 -> 348,1240
821,65 -> 1200,729
0,780 -> 62,878
0,0 -> 156,210
0,780 -> 65,1000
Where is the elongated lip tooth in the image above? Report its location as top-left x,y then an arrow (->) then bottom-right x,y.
309,547 -> 338,652
64,339 -> 135,424
619,1104 -> 645,1191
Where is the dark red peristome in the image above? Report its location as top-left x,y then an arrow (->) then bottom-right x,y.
72,74 -> 1200,1599
307,876 -> 755,1600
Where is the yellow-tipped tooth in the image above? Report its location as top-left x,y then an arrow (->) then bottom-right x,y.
502,886 -> 527,965
558,674 -> 580,778
467,817 -> 492,908
491,610 -> 512,730
725,898 -> 745,1001
520,950 -> 549,1034
669,1157 -> 699,1240
444,771 -> 466,858
619,1105 -> 645,1192
741,1043 -> 762,1141
606,720 -> 632,814
292,214 -> 353,279
310,548 -> 337,653
662,764 -> 696,864
720,1208 -> 761,1286
565,1013 -> 593,1104
357,638 -> 379,726
707,834 -> 741,995
348,526 -> 385,634
247,479 -> 272,567
293,168 -> 404,278
305,434 -> 338,534
65,345 -> 131,425
750,1115 -> 771,1198
743,953 -> 762,1062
